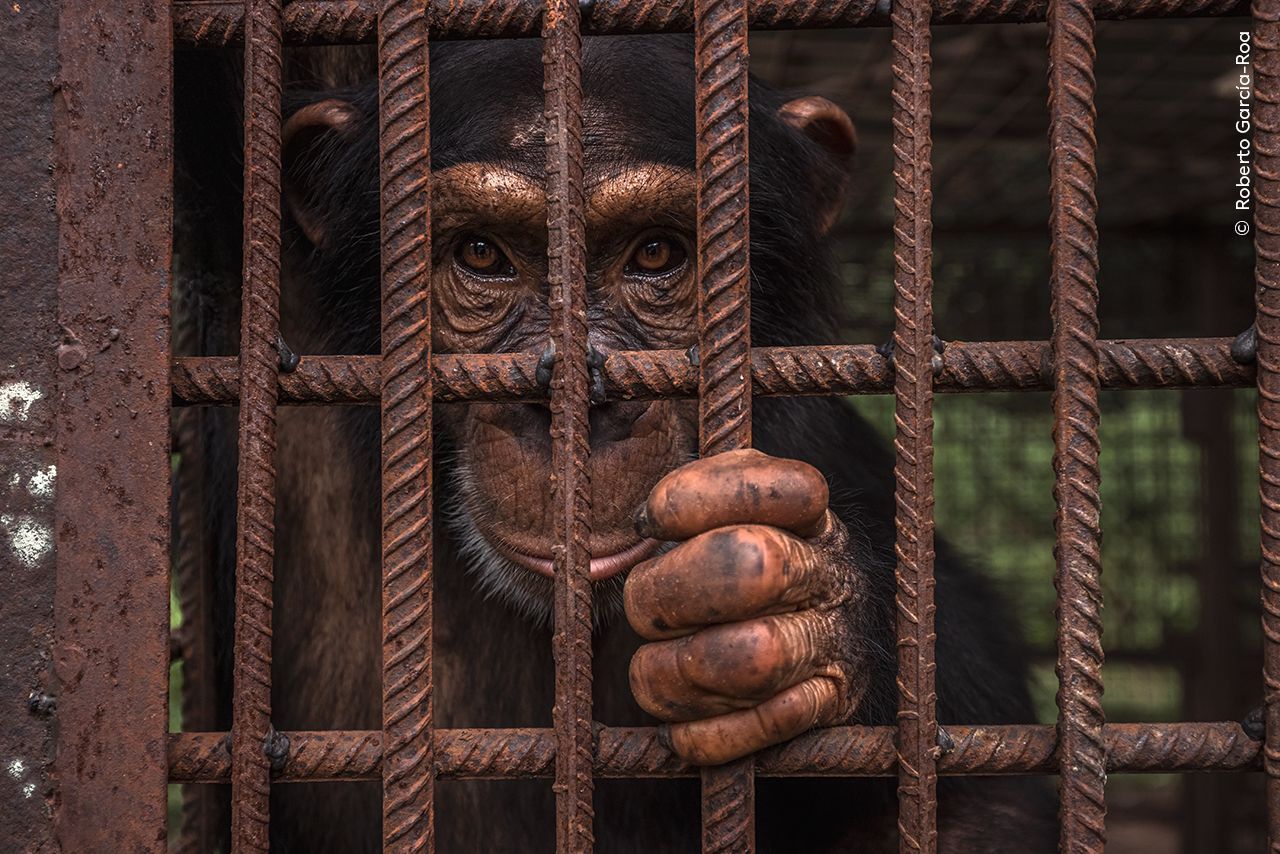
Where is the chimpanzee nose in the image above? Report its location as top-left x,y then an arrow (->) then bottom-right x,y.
589,400 -> 651,446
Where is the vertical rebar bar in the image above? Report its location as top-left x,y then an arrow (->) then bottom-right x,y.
542,2 -> 595,850
1254,2 -> 1280,850
694,0 -> 754,850
1047,0 -> 1106,850
889,0 -> 938,850
378,0 -> 434,849
229,0 -> 284,849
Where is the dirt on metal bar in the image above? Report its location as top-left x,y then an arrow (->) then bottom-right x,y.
230,0 -> 286,849
1047,0 -> 1107,850
889,0 -> 939,849
378,0 -> 436,849
50,1 -> 174,849
693,0 -> 757,849
1254,1 -> 1280,849
542,1 -> 596,849
171,0 -> 1249,48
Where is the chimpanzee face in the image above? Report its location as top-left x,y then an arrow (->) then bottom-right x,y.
429,125 -> 703,624
281,38 -> 854,625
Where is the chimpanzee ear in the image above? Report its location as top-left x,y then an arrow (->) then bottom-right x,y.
282,98 -> 361,248
777,95 -> 857,236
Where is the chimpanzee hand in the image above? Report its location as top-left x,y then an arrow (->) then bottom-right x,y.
624,449 -> 869,766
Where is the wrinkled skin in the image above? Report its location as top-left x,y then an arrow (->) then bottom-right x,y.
626,449 -> 869,764
179,35 -> 1057,852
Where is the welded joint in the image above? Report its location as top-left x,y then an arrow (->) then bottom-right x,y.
936,725 -> 955,756
587,346 -> 607,404
876,334 -> 946,377
536,341 -> 556,390
534,341 -> 608,405
276,332 -> 301,374
1231,321 -> 1258,364
1243,704 -> 1265,741
264,725 -> 291,771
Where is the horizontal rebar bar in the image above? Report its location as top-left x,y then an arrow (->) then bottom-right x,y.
168,721 -> 1261,782
171,338 -> 1252,405
172,0 -> 1247,48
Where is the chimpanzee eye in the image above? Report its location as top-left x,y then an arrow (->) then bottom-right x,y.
455,235 -> 517,278
625,235 -> 688,277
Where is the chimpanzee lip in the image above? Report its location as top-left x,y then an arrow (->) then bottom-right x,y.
489,535 -> 662,581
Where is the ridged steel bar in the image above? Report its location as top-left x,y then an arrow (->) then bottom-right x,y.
167,722 -> 1265,782
1047,0 -> 1106,851
1255,1 -> 1280,849
229,0 -> 285,849
542,2 -> 595,850
378,0 -> 435,849
694,0 -> 755,850
171,0 -> 1249,48
889,0 -> 937,849
170,338 -> 1256,405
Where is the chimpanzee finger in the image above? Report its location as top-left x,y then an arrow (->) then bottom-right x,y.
636,449 -> 829,541
629,610 -> 838,722
664,676 -> 842,766
624,524 -> 834,641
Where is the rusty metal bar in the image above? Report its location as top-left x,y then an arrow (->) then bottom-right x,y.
542,2 -> 595,850
889,0 -> 938,849
167,721 -> 1265,782
694,0 -> 756,849
171,338 -> 1256,405
49,0 -> 174,849
229,0 -> 285,848
378,0 -> 435,849
1255,1 -> 1280,849
171,0 -> 1249,48
1047,0 -> 1106,850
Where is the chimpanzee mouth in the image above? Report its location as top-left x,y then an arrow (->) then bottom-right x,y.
487,536 -> 663,581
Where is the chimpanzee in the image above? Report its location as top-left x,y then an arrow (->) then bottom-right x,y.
176,35 -> 1056,853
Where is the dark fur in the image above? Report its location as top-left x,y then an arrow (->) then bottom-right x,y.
177,36 -> 1056,852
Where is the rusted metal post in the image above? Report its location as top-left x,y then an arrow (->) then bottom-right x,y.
1255,2 -> 1280,850
0,0 -> 58,846
889,0 -> 938,850
378,0 -> 435,849
230,0 -> 285,848
1047,0 -> 1106,851
694,0 -> 755,851
50,0 -> 174,849
543,1 -> 595,850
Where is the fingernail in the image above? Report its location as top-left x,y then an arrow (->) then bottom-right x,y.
634,504 -> 653,538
